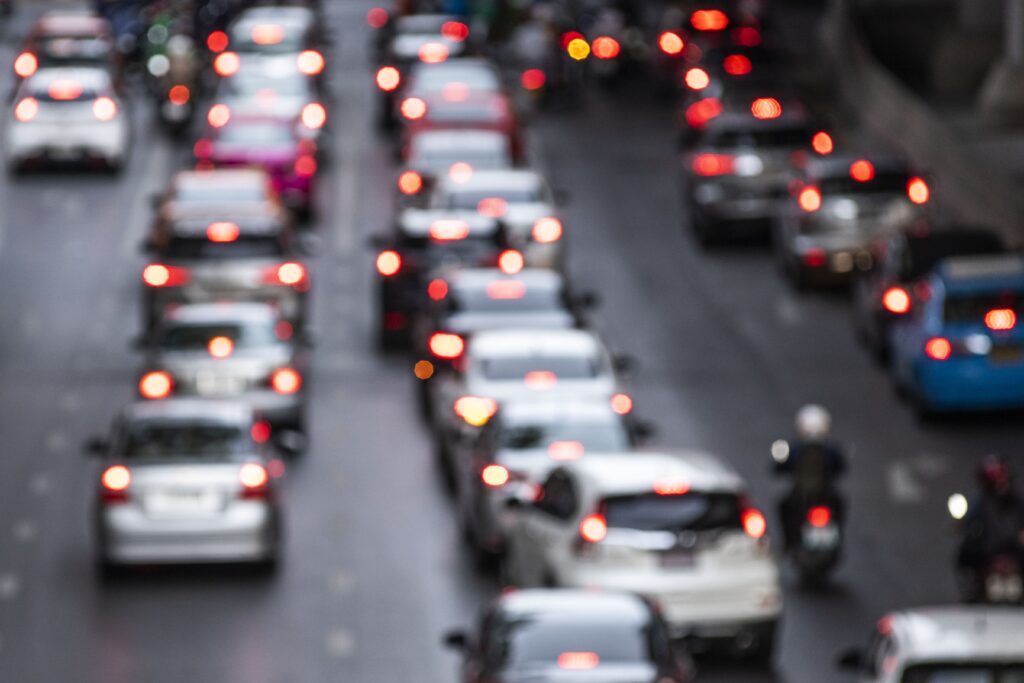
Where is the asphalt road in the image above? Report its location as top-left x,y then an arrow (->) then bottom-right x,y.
0,2 -> 1021,682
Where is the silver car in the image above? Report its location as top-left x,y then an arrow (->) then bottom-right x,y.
87,399 -> 282,572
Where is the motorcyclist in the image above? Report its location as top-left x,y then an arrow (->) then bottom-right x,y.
956,455 -> 1024,596
773,405 -> 847,551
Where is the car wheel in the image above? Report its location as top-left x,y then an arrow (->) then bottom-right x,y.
746,623 -> 776,665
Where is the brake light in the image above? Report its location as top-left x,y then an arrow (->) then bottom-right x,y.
193,138 -> 213,159
14,97 -> 38,122
812,131 -> 834,155
252,420 -> 272,443
429,332 -> 464,359
449,162 -> 473,182
558,652 -> 600,670
592,36 -> 621,60
684,67 -> 710,90
442,21 -> 470,41
429,219 -> 470,241
376,250 -> 401,276
207,30 -> 229,52
532,217 -> 563,243
14,52 -> 37,78
427,278 -> 448,301
239,462 -> 270,498
802,248 -> 827,268
925,337 -> 952,361
566,37 -> 591,61
401,97 -> 427,120
168,85 -> 190,105
252,24 -> 284,45
297,50 -> 325,76
213,51 -> 240,76
691,9 -> 729,30
692,153 -> 735,176
521,68 -> 546,90
453,396 -> 497,427
301,103 -> 327,129
524,370 -> 557,389
264,262 -> 307,288
89,96 -> 117,121
733,26 -> 762,46
798,186 -> 822,212
907,177 -> 930,204
398,170 -> 423,195
418,42 -> 449,64
579,514 -> 608,543
548,441 -> 584,461
654,477 -> 691,495
142,263 -> 190,287
985,308 -> 1017,331
723,54 -> 752,75
477,197 -> 507,218
49,79 -> 82,101
271,368 -> 302,395
208,336 -> 234,359
850,159 -> 875,182
882,286 -> 911,314
376,66 -> 400,91
742,508 -> 767,539
807,506 -> 832,528
208,103 -> 230,128
442,82 -> 470,102
610,393 -> 633,415
295,155 -> 317,177
139,371 -> 173,399
685,97 -> 722,127
481,464 -> 510,488
751,97 -> 782,119
275,321 -> 294,341
498,250 -> 524,275
658,31 -> 685,55
367,7 -> 389,29
207,221 -> 239,243
486,280 -> 526,300
101,465 -> 131,501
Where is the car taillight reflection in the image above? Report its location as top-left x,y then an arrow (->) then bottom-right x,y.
213,51 -> 240,76
798,186 -> 822,212
14,52 -> 38,78
207,30 -> 229,52
532,217 -> 563,243
592,36 -> 621,60
208,103 -> 231,127
498,250 -> 524,274
14,97 -> 38,122
684,67 -> 710,90
297,50 -> 325,76
807,506 -> 833,528
812,131 -> 834,155
742,508 -> 767,539
295,154 -> 318,177
685,97 -> 722,128
398,170 -> 423,195
301,103 -> 327,129
401,97 -> 427,120
691,9 -> 729,31
521,68 -> 546,90
169,85 -> 190,105
658,31 -> 685,55
101,465 -> 131,501
453,396 -> 497,426
985,308 -> 1017,331
907,177 -> 930,204
481,464 -> 510,488
92,97 -> 118,121
723,54 -> 752,75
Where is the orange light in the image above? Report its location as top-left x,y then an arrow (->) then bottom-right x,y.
654,477 -> 691,496
297,50 -> 325,76
548,441 -> 584,461
251,24 -> 284,45
811,131 -> 834,155
276,262 -> 306,286
14,52 -> 38,78
751,97 -> 782,119
924,337 -> 952,361
139,371 -> 173,399
477,197 -> 508,218
985,308 -> 1017,331
907,177 -> 930,204
579,514 -> 608,543
592,36 -> 621,60
850,159 -> 875,183
239,462 -> 269,489
685,97 -> 722,127
498,250 -> 524,274
521,68 -> 546,90
48,80 -> 82,101
566,38 -> 590,61
658,31 -> 685,55
558,652 -> 600,670
376,250 -> 402,276
532,217 -> 563,243
481,464 -> 510,488
798,186 -> 822,212
414,360 -> 435,380
442,21 -> 469,41
168,85 -> 190,105
449,162 -> 473,182
101,465 -> 131,492
208,103 -> 231,128
271,368 -> 302,395
487,280 -> 527,300
418,41 -> 450,64
723,54 -> 752,75
207,221 -> 239,243
691,9 -> 729,31
430,332 -> 464,359
453,396 -> 497,426
207,336 -> 234,359
376,66 -> 401,92
398,170 -> 423,195
807,506 -> 832,528
207,30 -> 229,53
367,7 -> 389,29
429,219 -> 470,241
882,287 -> 911,314
524,370 -> 558,389
301,102 -> 327,129
14,97 -> 38,123
610,393 -> 633,415
692,153 -> 734,176
742,508 -> 767,539
684,67 -> 710,90
428,278 -> 449,301
401,97 -> 427,120
213,51 -> 240,76
295,154 -> 317,177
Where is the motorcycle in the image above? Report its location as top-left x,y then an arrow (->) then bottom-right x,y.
948,493 -> 1024,604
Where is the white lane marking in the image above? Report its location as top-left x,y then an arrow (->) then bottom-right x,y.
59,392 -> 81,414
11,520 -> 36,544
119,140 -> 171,258
325,629 -> 356,658
775,296 -> 803,326
30,473 -> 52,496
328,571 -> 355,595
44,431 -> 68,454
332,91 -> 362,255
887,461 -> 925,504
0,574 -> 21,601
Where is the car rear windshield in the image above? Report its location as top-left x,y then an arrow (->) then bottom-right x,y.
174,185 -> 266,203
217,123 -> 296,146
900,664 -> 1024,683
820,172 -> 910,196
709,126 -> 810,149
123,422 -> 248,460
414,67 -> 500,93
603,492 -> 743,533
447,188 -> 544,209
411,146 -> 510,172
479,356 -> 599,380
499,420 -> 630,452
166,236 -> 284,260
943,292 -> 1024,325
905,234 -> 1005,280
448,285 -> 562,313
503,617 -> 648,668
158,323 -> 278,350
226,74 -> 312,98
40,36 -> 112,60
427,101 -> 505,124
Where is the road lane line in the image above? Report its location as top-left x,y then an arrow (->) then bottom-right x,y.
0,574 -> 21,601
11,520 -> 35,544
887,461 -> 925,504
325,629 -> 356,658
118,132 -> 172,258
29,473 -> 51,496
44,431 -> 68,454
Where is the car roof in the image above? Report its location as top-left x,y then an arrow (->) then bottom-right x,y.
935,255 -> 1024,287
497,589 -> 651,623
174,168 -> 269,190
500,397 -> 620,425
36,12 -> 111,36
411,129 -> 508,152
397,209 -> 502,238
568,451 -> 746,496
449,268 -> 563,292
469,329 -> 603,359
438,169 -> 545,194
163,302 -> 279,325
890,607 -> 1024,662
122,399 -> 253,425
28,66 -> 111,90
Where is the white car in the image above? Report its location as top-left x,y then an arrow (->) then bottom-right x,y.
837,606 -> 1024,682
6,66 -> 129,171
430,169 -> 566,272
504,452 -> 782,661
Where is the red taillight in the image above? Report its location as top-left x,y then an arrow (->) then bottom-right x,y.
658,31 -> 685,55
251,420 -> 272,443
208,335 -> 234,359
213,51 -> 240,76
271,368 -> 302,395
101,465 -> 131,502
733,26 -> 762,46
985,308 -> 1017,331
653,477 -> 691,495
398,170 -> 423,195
264,262 -> 308,289
427,278 -> 448,301
684,67 -> 710,90
691,9 -> 729,31
798,186 -> 822,212
429,332 -> 464,360
376,66 -> 401,91
802,248 -> 827,268
93,96 -> 118,121
477,197 -> 508,218
742,508 -> 767,539
239,462 -> 270,498
193,138 -> 213,159
295,154 -> 317,177
481,464 -> 510,488
692,153 -> 734,176
907,177 -> 930,204
14,51 -> 38,78
14,97 -> 38,123
430,219 -> 470,241
592,36 -> 621,60
812,131 -> 834,155
453,396 -> 497,426
723,54 -> 752,75
611,393 -> 633,416
524,370 -> 557,389
419,41 -> 450,64
376,250 -> 402,276
297,50 -> 325,76
208,103 -> 231,128
521,68 -> 546,90
548,441 -> 584,461
532,217 -> 563,243
498,250 -> 524,275
558,652 -> 600,670
486,280 -> 526,300
139,371 -> 173,400
207,30 -> 229,53
925,337 -> 952,361
367,7 -> 389,29
207,221 -> 239,243
168,85 -> 190,105
751,97 -> 782,120
142,263 -> 190,287
301,102 -> 327,129
850,159 -> 875,183
579,513 -> 608,543
560,31 -> 585,49
685,97 -> 722,128
442,21 -> 470,41
882,286 -> 911,315
401,97 -> 427,120
807,506 -> 832,528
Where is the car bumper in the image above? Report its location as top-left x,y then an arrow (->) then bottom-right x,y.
7,121 -> 128,163
914,356 -> 1024,409
146,288 -> 306,325
169,388 -> 304,428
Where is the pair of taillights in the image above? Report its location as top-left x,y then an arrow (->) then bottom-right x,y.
15,96 -> 117,122
375,249 -> 525,277
211,48 -> 324,77
204,102 -> 327,131
99,462 -> 270,503
576,507 -> 767,546
138,368 -> 302,400
142,262 -> 309,290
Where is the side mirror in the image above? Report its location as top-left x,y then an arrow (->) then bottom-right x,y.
443,630 -> 468,650
835,647 -> 865,672
613,354 -> 637,374
84,436 -> 109,456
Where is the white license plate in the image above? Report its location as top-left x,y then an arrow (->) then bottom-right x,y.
146,490 -> 221,516
802,523 -> 840,549
660,550 -> 696,569
195,373 -> 245,396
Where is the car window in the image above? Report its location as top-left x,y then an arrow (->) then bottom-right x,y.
426,100 -> 506,124
166,235 -> 284,260
900,664 -> 1024,683
819,172 -> 910,196
499,420 -> 629,453
158,322 -> 278,351
904,234 -> 1005,281
479,355 -> 599,381
121,422 -> 249,460
603,493 -> 743,533
447,187 -> 544,209
447,284 -> 562,314
709,126 -> 810,149
174,184 -> 266,204
499,616 -> 649,669
217,123 -> 296,146
410,144 -> 510,171
943,292 -> 1024,325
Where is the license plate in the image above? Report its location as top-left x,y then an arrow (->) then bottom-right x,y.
195,373 -> 245,396
990,346 -> 1021,364
802,524 -> 840,549
146,490 -> 221,516
660,550 -> 696,569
